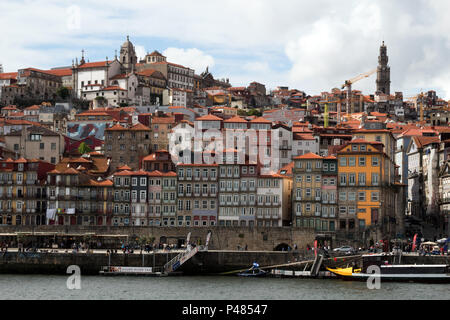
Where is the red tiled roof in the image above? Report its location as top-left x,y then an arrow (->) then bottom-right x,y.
105,123 -> 127,131
24,105 -> 40,110
196,114 -> 222,121
45,68 -> 72,77
152,116 -> 175,124
250,117 -> 271,124
130,123 -> 151,131
77,61 -> 112,69
117,165 -> 132,171
224,116 -> 248,123
413,136 -> 440,148
103,86 -> 127,91
294,152 -> 322,160
114,169 -> 133,176
0,72 -> 18,80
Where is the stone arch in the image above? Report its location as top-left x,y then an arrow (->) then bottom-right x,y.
274,243 -> 292,251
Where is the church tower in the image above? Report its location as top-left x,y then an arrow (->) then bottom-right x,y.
376,41 -> 390,95
119,35 -> 137,73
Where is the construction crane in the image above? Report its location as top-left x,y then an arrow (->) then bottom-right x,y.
324,103 -> 329,128
341,68 -> 377,114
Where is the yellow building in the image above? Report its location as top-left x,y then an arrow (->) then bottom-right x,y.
337,139 -> 397,242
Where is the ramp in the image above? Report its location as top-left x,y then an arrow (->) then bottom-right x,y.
310,254 -> 324,277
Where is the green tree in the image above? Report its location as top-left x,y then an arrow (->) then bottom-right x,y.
247,109 -> 262,117
56,86 -> 70,100
78,142 -> 91,155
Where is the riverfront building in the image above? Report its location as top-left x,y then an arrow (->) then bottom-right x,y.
337,139 -> 398,242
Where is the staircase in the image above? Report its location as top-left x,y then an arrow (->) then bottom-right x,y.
164,246 -> 200,273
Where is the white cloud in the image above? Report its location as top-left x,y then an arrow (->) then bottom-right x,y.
162,48 -> 214,73
134,45 -> 147,62
2,0 -> 450,98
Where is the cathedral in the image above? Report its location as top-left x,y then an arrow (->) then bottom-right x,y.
119,35 -> 138,73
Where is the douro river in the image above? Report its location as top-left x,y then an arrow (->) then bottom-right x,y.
0,275 -> 449,300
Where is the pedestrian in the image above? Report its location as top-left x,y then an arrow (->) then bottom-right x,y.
245,244 -> 248,251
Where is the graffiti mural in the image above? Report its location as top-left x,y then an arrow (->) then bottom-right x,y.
67,122 -> 111,141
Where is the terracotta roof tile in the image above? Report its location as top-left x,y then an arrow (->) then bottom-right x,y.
294,152 -> 323,160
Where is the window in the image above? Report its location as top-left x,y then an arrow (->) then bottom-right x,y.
358,173 -> 366,186
360,145 -> 366,151
339,174 -> 346,186
339,157 -> 347,167
14,144 -> 19,151
359,157 -> 366,166
372,173 -> 379,186
40,143 -> 45,150
358,192 -> 366,201
348,173 -> 356,185
348,157 -> 356,166
339,192 -> 346,201
371,192 -> 379,202
348,192 -> 356,201
372,156 -> 379,166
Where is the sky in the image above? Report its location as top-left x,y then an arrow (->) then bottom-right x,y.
2,0 -> 450,99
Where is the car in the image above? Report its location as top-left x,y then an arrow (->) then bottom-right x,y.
431,246 -> 441,255
333,246 -> 356,255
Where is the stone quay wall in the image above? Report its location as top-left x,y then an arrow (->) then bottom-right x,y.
0,226 -> 316,251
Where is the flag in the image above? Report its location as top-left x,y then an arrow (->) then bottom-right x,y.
412,234 -> 418,252
314,240 -> 318,257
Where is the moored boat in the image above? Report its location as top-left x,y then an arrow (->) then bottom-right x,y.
237,262 -> 267,277
327,264 -> 450,283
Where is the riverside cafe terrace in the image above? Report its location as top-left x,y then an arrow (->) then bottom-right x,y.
0,232 -> 129,249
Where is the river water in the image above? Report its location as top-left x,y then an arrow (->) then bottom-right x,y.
0,275 -> 448,300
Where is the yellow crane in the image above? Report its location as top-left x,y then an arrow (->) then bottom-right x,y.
341,68 -> 377,114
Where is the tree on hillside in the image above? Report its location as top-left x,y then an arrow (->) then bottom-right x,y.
56,86 -> 70,100
78,142 -> 91,155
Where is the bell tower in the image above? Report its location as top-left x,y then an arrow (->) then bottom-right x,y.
119,35 -> 137,73
376,41 -> 391,95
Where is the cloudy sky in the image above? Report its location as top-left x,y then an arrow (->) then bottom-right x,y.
2,0 -> 450,98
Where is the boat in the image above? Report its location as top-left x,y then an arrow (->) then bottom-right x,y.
99,266 -> 169,277
237,262 -> 268,277
327,254 -> 450,283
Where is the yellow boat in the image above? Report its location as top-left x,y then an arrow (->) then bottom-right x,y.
326,267 -> 361,277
